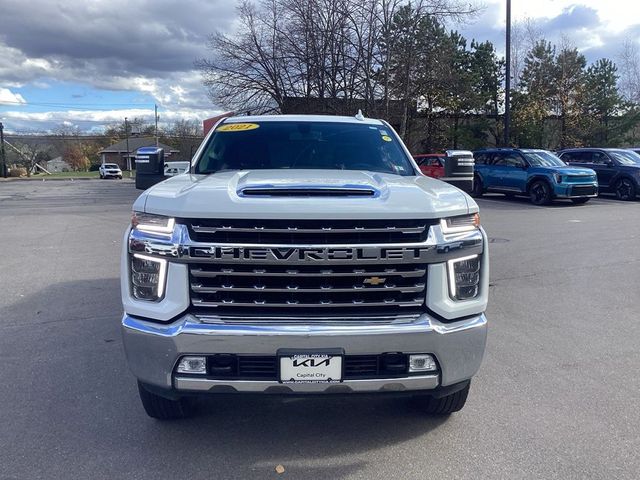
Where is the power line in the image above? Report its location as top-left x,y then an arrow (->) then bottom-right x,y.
0,100 -> 157,111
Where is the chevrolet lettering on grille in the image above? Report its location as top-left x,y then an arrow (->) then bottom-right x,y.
189,246 -> 434,263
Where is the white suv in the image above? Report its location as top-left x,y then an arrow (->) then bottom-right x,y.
99,163 -> 123,179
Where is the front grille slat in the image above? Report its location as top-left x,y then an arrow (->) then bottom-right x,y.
184,218 -> 435,245
191,225 -> 426,235
191,267 -> 426,278
191,283 -> 426,294
192,298 -> 424,308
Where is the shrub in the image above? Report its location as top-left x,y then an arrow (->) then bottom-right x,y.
9,167 -> 27,177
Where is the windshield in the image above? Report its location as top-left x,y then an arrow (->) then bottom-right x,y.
104,164 -> 119,168
609,150 -> 640,165
523,151 -> 566,167
195,121 -> 415,176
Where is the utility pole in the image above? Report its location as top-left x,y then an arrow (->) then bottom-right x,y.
154,104 -> 159,147
0,122 -> 6,178
504,0 -> 512,147
125,117 -> 131,177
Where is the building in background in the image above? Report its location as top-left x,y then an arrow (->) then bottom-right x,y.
98,137 -> 179,169
203,112 -> 234,136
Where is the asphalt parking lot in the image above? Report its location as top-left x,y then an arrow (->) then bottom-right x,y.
0,179 -> 639,480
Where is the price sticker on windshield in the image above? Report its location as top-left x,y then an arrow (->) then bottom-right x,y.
217,123 -> 260,132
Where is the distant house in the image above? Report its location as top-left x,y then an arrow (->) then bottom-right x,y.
98,137 -> 179,169
46,156 -> 71,172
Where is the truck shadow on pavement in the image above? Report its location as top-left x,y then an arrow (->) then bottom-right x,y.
1,278 -> 453,480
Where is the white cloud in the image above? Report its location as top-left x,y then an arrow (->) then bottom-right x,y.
0,88 -> 26,105
0,107 -> 222,133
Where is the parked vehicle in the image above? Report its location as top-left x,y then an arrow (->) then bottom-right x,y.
164,161 -> 190,177
557,148 -> 640,201
413,151 -> 474,193
472,148 -> 598,205
414,154 -> 445,179
122,114 -> 489,419
99,163 -> 122,179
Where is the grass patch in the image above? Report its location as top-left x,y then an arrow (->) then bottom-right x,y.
36,171 -> 101,178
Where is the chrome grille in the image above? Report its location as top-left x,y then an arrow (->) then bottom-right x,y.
184,218 -> 434,245
189,262 -> 427,316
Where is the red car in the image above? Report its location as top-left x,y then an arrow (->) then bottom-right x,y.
414,154 -> 445,179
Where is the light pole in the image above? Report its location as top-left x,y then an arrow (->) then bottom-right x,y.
124,117 -> 131,177
504,0 -> 512,147
0,122 -> 6,178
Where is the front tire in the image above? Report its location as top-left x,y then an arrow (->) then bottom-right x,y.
471,176 -> 483,198
416,382 -> 470,415
529,180 -> 552,205
614,178 -> 636,201
99,173 -> 104,179
137,382 -> 193,420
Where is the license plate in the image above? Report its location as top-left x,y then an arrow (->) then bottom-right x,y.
280,354 -> 342,383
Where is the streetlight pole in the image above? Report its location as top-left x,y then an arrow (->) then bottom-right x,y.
154,104 -> 159,147
504,0 -> 512,147
0,122 -> 6,178
125,117 -> 131,177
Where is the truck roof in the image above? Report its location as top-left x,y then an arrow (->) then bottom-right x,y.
221,114 -> 386,126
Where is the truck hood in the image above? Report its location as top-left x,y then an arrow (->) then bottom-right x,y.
532,166 -> 596,176
135,169 -> 474,220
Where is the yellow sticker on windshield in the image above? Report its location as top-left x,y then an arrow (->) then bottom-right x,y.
381,135 -> 392,142
217,123 -> 260,132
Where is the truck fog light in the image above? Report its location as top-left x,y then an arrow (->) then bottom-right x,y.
130,254 -> 167,301
409,354 -> 437,372
448,254 -> 481,301
177,356 -> 207,374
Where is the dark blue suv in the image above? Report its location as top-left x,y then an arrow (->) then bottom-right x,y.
557,148 -> 640,201
472,148 -> 598,205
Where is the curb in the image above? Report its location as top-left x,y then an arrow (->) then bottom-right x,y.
0,177 -> 135,182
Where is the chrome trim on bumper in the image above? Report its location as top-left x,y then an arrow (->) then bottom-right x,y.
174,374 -> 439,393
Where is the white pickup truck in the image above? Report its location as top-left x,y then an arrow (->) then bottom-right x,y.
121,114 -> 489,419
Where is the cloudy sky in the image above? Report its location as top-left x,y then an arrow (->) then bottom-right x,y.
0,0 -> 638,133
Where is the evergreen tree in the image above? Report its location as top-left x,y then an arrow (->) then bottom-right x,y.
554,47 -> 586,148
582,59 -> 628,145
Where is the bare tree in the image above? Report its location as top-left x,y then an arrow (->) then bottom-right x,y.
618,39 -> 640,104
510,17 -> 542,91
197,0 -> 481,114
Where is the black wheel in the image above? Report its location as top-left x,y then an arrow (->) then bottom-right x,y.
118,175 -> 123,179
529,180 -> 552,205
571,198 -> 590,204
614,178 -> 636,201
137,382 -> 193,420
99,173 -> 104,179
471,176 -> 483,197
416,382 -> 470,415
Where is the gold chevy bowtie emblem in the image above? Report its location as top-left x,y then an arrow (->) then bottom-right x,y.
363,276 -> 386,286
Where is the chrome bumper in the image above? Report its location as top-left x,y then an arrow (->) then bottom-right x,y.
122,312 -> 487,394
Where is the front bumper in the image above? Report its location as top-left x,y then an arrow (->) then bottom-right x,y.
553,183 -> 598,198
121,312 -> 487,394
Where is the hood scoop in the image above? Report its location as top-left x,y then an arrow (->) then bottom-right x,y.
238,184 -> 378,197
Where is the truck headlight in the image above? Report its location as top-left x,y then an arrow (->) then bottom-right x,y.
130,254 -> 167,301
554,174 -> 563,184
131,212 -> 175,235
441,213 -> 480,234
448,254 -> 481,300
